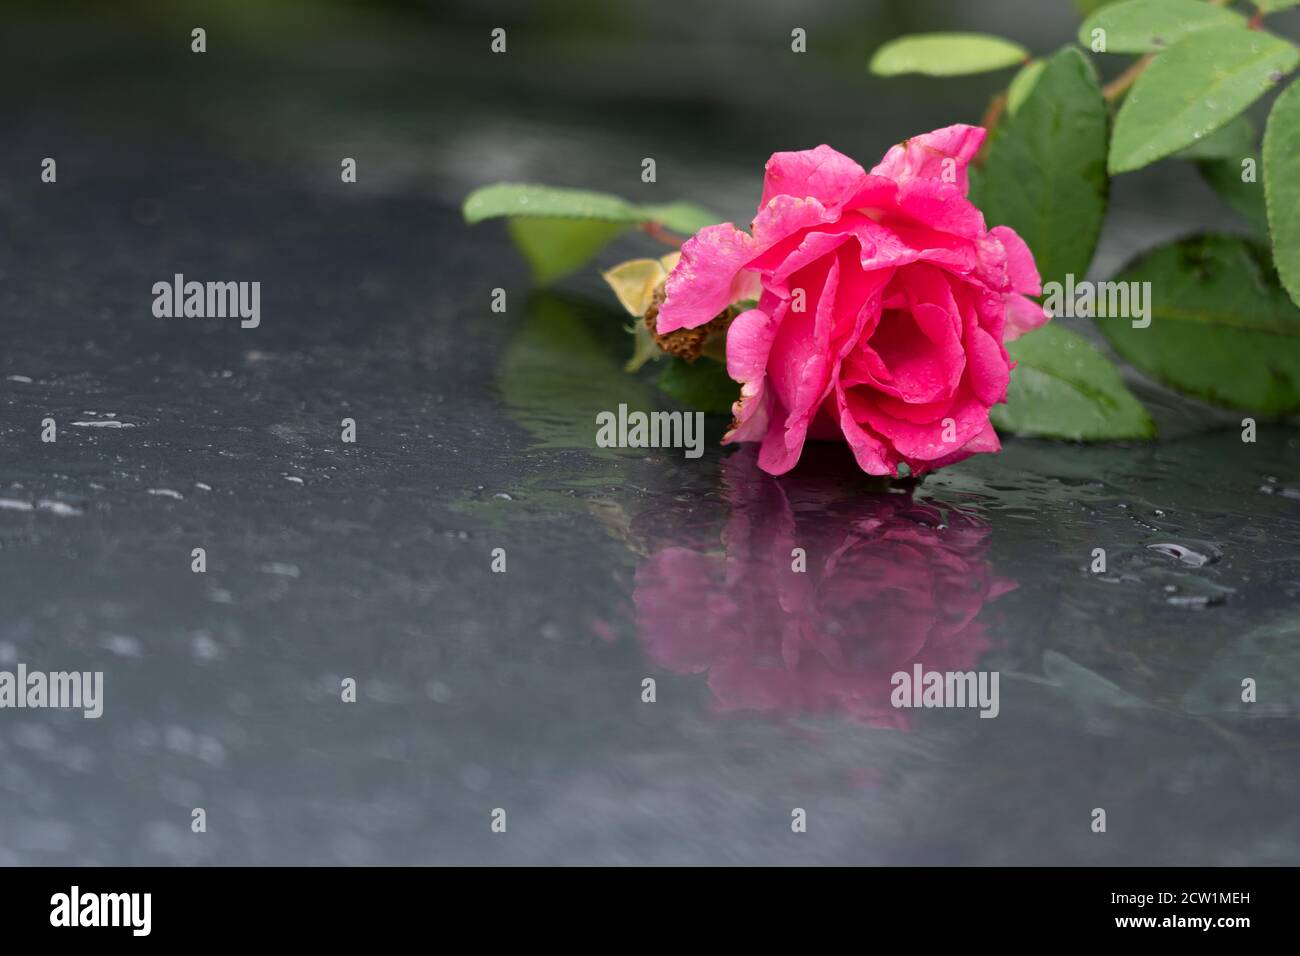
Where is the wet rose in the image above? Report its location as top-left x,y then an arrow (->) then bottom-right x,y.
656,125 -> 1044,477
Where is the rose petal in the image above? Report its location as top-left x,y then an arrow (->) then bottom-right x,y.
761,145 -> 870,213
657,223 -> 756,333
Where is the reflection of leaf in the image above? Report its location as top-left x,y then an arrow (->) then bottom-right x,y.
1043,649 -> 1149,709
500,295 -> 655,452
508,218 -> 627,284
1182,615 -> 1300,718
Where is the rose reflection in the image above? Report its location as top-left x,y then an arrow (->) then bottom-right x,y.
630,446 -> 1014,726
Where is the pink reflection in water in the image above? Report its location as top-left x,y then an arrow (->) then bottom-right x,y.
632,447 -> 1014,725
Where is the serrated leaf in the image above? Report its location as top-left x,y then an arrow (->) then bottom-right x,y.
1264,76 -> 1300,308
1174,114 -> 1254,160
465,184 -> 638,224
1109,27 -> 1300,174
1006,59 -> 1046,116
656,359 -> 737,414
1197,155 -> 1267,233
1043,650 -> 1149,709
992,324 -> 1156,441
869,33 -> 1028,77
466,184 -> 718,284
464,184 -> 719,232
973,47 -> 1109,292
508,218 -> 628,284
1097,235 -> 1300,413
1079,0 -> 1245,55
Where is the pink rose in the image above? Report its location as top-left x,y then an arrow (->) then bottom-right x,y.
657,125 -> 1044,477
631,447 -> 1014,726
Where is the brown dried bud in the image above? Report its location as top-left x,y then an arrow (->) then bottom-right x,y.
642,283 -> 736,364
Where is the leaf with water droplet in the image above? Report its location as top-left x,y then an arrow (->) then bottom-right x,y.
1097,235 -> 1300,413
1110,27 -> 1299,173
991,324 -> 1156,441
1264,76 -> 1300,309
1079,0 -> 1246,55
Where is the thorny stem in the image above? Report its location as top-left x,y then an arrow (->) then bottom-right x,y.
642,221 -> 686,248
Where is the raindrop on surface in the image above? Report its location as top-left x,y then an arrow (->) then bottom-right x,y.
1147,542 -> 1217,567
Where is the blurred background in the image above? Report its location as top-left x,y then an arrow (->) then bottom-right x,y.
1,0 -> 1298,866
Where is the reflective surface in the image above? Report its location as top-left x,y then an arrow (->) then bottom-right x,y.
1,2 -> 1298,865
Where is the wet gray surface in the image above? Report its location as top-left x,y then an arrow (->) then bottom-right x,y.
1,1 -> 1299,865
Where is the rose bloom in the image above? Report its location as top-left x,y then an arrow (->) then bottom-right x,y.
656,125 -> 1044,477
632,447 -> 1014,726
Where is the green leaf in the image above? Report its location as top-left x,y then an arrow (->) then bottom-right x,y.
1079,0 -> 1245,55
656,359 -> 737,414
636,202 -> 718,235
1257,0 -> 1300,12
1097,235 -> 1300,413
1006,59 -> 1046,116
973,47 -> 1109,292
508,218 -> 628,284
1109,27 -> 1300,173
1043,650 -> 1150,710
465,184 -> 721,284
869,33 -> 1028,76
464,183 -> 719,232
1264,76 -> 1300,309
1173,114 -> 1254,160
1196,156 -> 1267,233
993,324 -> 1156,441
464,184 -> 638,224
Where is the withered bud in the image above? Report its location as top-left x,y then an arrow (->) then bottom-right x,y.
642,283 -> 736,363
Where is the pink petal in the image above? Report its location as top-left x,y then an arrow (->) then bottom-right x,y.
964,323 -> 1010,407
725,305 -> 780,383
760,145 -> 869,213
990,225 -> 1041,296
871,124 -> 987,195
1003,292 -> 1049,342
657,223 -> 756,333
912,419 -> 1001,474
